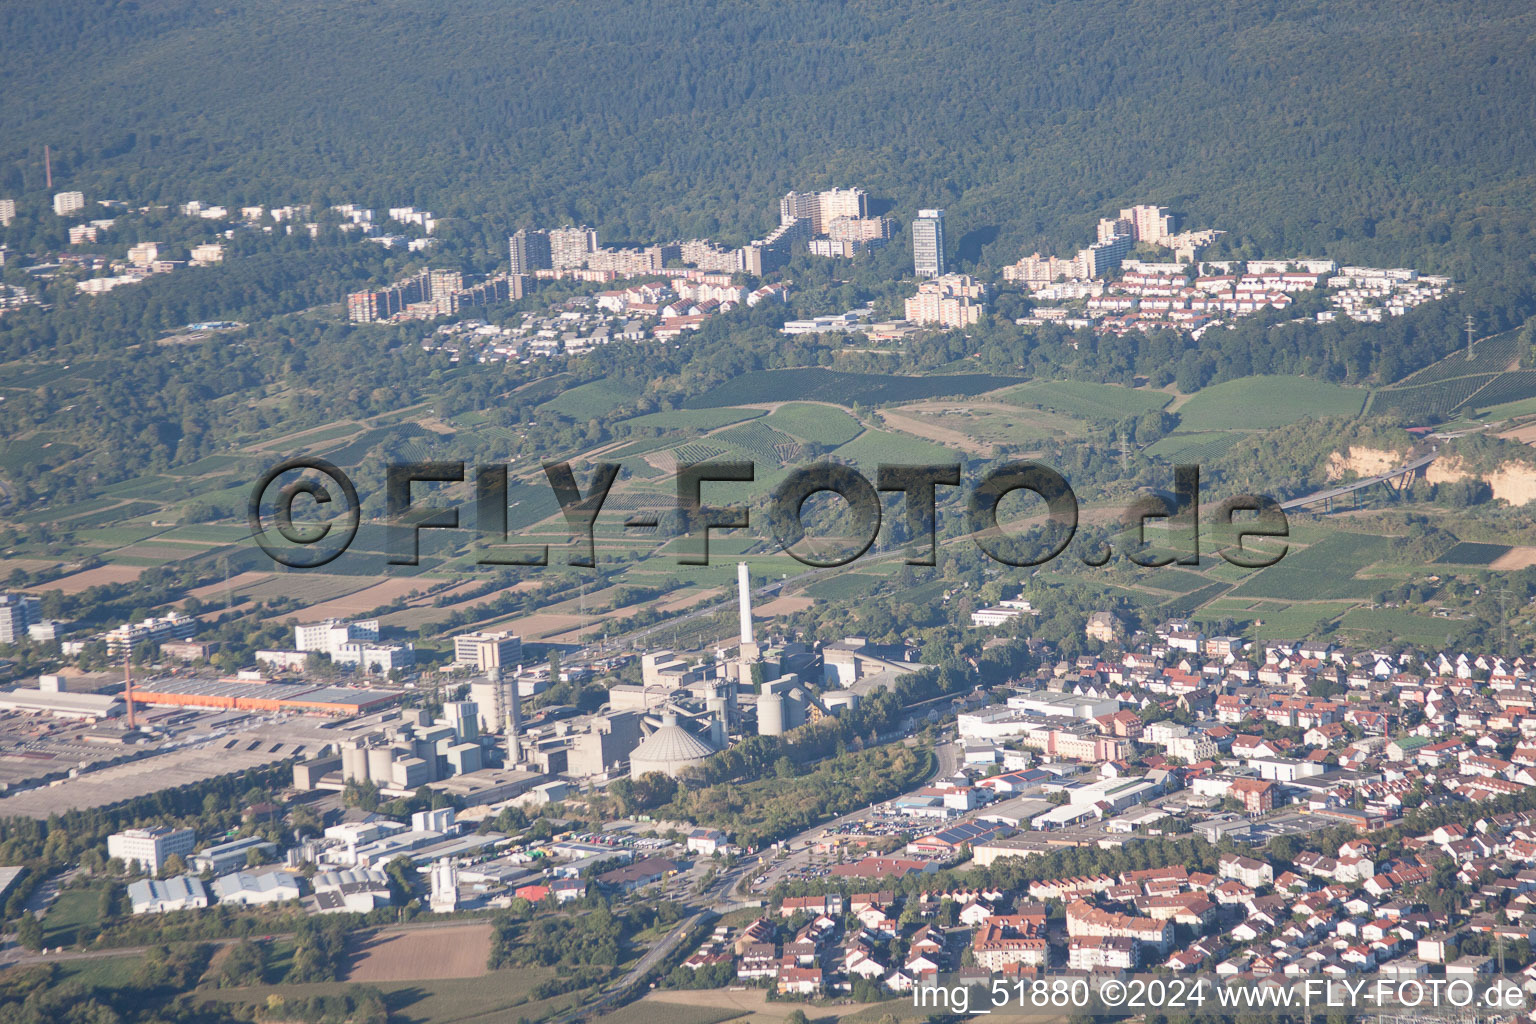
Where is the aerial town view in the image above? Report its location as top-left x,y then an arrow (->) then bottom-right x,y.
5,3 -> 1536,1023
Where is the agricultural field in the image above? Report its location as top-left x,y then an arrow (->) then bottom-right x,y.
1174,376 -> 1366,431
763,403 -> 863,446
594,999 -> 745,1024
1226,531 -> 1395,601
1397,330 -> 1525,386
347,923 -> 492,981
831,427 -> 956,467
1197,598 -> 1355,642
1434,541 -> 1513,565
617,988 -> 940,1024
1479,395 -> 1536,421
880,402 -> 1083,453
540,378 -> 645,420
197,969 -> 582,1024
621,407 -> 765,432
712,420 -> 804,464
1143,431 -> 1246,463
1001,380 -> 1171,421
684,369 -> 1021,408
1371,376 -> 1494,421
805,573 -> 884,600
1337,607 -> 1467,644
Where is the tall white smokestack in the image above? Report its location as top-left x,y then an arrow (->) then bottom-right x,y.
737,562 -> 754,646
494,667 -> 522,765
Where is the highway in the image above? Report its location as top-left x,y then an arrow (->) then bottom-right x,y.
1279,448 -> 1439,512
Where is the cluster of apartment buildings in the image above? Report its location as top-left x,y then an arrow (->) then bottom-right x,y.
53,610 -> 196,658
903,273 -> 990,328
1319,266 -> 1453,323
416,274 -> 789,357
347,268 -> 520,323
1001,204 -> 1195,288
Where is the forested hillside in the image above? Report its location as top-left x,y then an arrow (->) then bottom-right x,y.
3,0 -> 1535,275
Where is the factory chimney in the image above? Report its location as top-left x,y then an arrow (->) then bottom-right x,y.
736,561 -> 761,672
123,652 -> 136,730
495,667 -> 522,765
737,562 -> 754,646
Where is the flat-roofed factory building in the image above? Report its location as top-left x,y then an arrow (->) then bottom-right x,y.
125,676 -> 400,716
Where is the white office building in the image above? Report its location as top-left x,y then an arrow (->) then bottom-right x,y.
333,641 -> 414,673
295,619 -> 379,655
453,631 -> 522,671
108,826 -> 196,874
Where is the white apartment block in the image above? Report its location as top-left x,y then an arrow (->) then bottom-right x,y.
104,611 -> 196,655
127,242 -> 159,266
0,593 -> 38,644
53,191 -> 86,216
0,199 -> 15,226
189,243 -> 225,265
549,226 -> 598,270
108,826 -> 196,873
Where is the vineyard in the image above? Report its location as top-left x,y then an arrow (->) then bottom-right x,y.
1174,375 -> 1365,431
1368,375 -> 1500,423
1367,327 -> 1536,422
1396,330 -> 1523,386
1226,531 -> 1394,600
540,378 -> 644,420
1001,380 -> 1171,421
684,369 -> 1022,408
712,421 -> 802,463
1144,431 -> 1245,464
620,407 -> 765,432
1469,371 -> 1536,412
670,442 -> 729,463
1433,541 -> 1512,565
763,403 -> 863,446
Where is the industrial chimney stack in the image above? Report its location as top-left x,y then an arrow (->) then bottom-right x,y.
495,667 -> 522,766
123,653 -> 137,730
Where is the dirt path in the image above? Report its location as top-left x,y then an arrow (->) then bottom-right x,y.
876,408 -> 993,455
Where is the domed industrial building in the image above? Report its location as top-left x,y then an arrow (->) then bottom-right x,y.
628,713 -> 716,778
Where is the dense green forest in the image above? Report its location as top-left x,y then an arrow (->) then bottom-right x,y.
2,0 -> 1535,278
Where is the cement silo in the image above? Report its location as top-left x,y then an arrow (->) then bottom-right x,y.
785,686 -> 808,729
341,743 -> 368,783
757,692 -> 786,736
823,690 -> 860,715
365,746 -> 395,784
